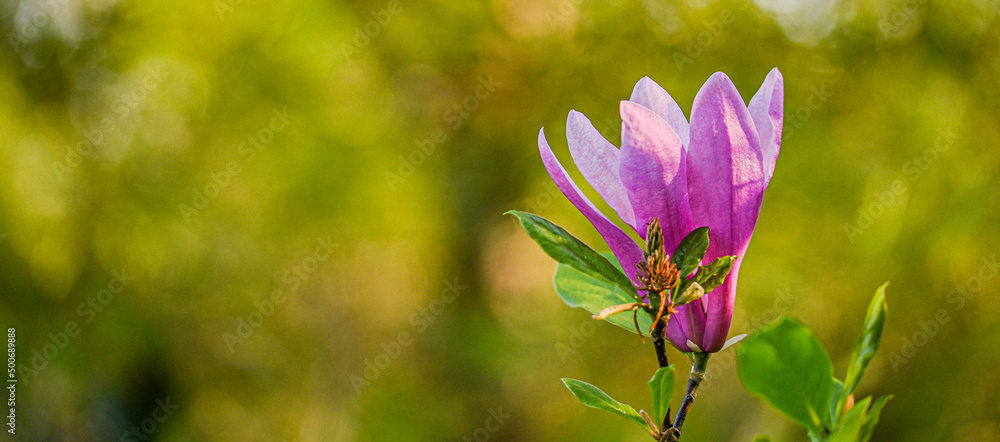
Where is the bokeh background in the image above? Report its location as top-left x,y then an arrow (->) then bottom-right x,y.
1,0 -> 999,440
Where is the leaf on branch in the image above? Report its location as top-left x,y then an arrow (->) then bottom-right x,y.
670,226 -> 710,278
647,365 -> 676,425
561,378 -> 648,428
554,253 -> 654,335
838,282 -> 889,417
736,315 -> 835,435
827,396 -> 871,442
859,395 -> 893,442
506,210 -> 639,301
693,255 -> 736,293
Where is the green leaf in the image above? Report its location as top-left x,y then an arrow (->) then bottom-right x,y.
829,379 -> 845,421
647,365 -> 676,425
859,395 -> 892,442
693,255 -> 736,293
841,283 -> 889,408
752,436 -> 772,442
827,396 -> 871,442
554,253 -> 653,334
506,210 -> 639,301
561,378 -> 647,428
671,226 -> 710,277
736,316 -> 835,435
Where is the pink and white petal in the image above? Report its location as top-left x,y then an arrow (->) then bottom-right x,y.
538,129 -> 645,286
630,77 -> 691,146
748,68 -> 784,185
619,101 -> 693,249
686,72 -> 766,351
567,111 -> 636,227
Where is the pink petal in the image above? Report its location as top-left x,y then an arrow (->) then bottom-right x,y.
686,72 -> 766,351
664,317 -> 693,352
618,101 -> 693,250
698,264 -> 740,351
566,111 -> 636,228
665,300 -> 707,352
630,77 -> 691,146
537,129 -> 645,286
748,68 -> 784,185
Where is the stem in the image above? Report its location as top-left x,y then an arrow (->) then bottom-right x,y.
665,352 -> 710,442
651,320 -> 670,369
650,319 -> 672,431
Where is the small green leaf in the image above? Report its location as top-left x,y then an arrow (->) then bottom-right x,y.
671,226 -> 710,277
752,436 -> 773,442
841,283 -> 889,408
554,253 -> 653,334
694,255 -> 736,293
647,365 -> 676,424
827,396 -> 871,442
859,395 -> 893,442
561,378 -> 647,428
507,210 -> 639,301
829,379 -> 845,421
737,316 -> 835,435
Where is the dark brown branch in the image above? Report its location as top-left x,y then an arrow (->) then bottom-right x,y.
664,352 -> 710,442
650,319 -> 671,432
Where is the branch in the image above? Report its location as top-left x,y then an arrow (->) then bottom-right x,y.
665,352 -> 710,441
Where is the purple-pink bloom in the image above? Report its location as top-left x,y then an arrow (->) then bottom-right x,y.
538,69 -> 783,352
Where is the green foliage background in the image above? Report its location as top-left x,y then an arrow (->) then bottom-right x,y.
1,0 -> 999,440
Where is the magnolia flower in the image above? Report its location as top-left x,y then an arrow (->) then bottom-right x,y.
537,69 -> 783,352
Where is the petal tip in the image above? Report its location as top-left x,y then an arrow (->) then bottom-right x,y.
567,110 -> 589,129
764,68 -> 784,89
697,72 -> 740,103
707,71 -> 732,84
618,99 -> 646,117
634,76 -> 655,87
